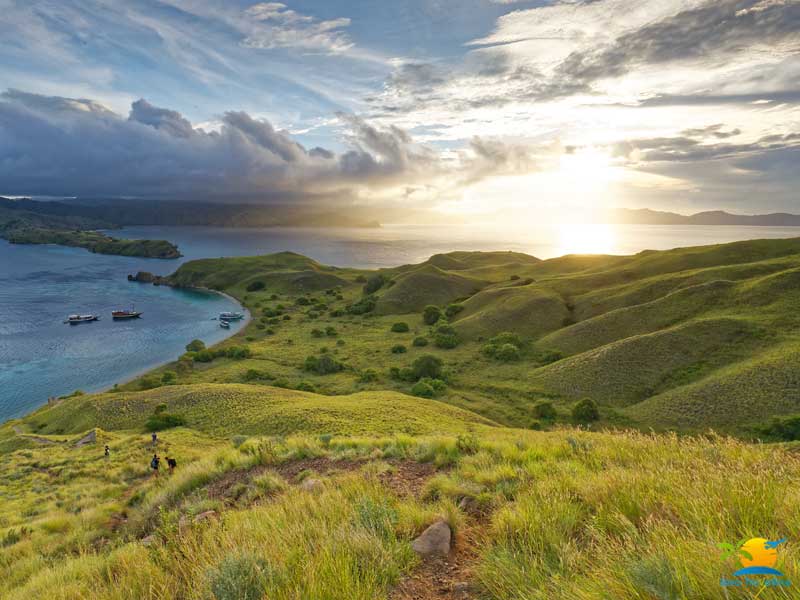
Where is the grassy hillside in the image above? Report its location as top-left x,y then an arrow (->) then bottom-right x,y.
5,237 -> 800,598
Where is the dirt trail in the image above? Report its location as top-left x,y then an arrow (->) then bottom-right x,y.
12,425 -> 59,445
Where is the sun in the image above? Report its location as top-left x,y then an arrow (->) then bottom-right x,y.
739,538 -> 778,569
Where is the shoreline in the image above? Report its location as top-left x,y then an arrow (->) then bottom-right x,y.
98,285 -> 252,394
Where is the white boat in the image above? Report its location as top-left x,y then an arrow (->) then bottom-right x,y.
66,314 -> 99,324
219,320 -> 231,329
219,311 -> 244,321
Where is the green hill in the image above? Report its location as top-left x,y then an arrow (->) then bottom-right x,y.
5,239 -> 800,598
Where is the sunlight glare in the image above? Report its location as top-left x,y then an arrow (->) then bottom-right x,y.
556,223 -> 618,255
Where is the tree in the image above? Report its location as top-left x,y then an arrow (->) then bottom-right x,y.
423,305 -> 442,325
412,355 -> 443,380
185,339 -> 206,352
246,280 -> 265,292
572,398 -> 599,423
532,401 -> 557,420
363,274 -> 387,295
304,354 -> 343,375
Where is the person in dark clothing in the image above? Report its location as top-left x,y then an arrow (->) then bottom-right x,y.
151,432 -> 158,446
104,445 -> 110,457
150,454 -> 160,475
166,456 -> 177,471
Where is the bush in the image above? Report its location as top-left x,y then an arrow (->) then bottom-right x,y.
311,328 -> 324,338
145,412 -> 186,432
456,433 -> 480,455
445,303 -> 464,318
304,354 -> 343,375
295,381 -> 316,392
185,339 -> 206,352
572,398 -> 600,423
391,322 -> 410,333
412,377 -> 446,398
246,281 -> 266,292
359,369 -> 379,383
412,336 -> 428,347
423,305 -> 442,325
329,309 -> 344,317
194,350 -> 215,363
434,333 -> 459,349
363,274 -> 387,295
412,355 -> 443,380
226,346 -> 252,359
510,274 -> 520,280
325,326 -> 338,337
533,401 -> 557,420
495,343 -> 521,362
208,552 -> 270,600
161,371 -> 177,384
296,297 -> 311,306
244,369 -> 272,382
355,274 -> 367,283
761,415 -> 800,441
391,344 -> 407,354
139,376 -> 160,390
347,295 -> 377,315
411,380 -> 435,398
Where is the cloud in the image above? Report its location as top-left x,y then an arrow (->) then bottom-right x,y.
241,2 -> 353,53
0,89 -> 439,201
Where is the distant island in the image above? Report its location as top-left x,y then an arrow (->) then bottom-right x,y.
608,208 -> 800,226
0,198 -> 181,259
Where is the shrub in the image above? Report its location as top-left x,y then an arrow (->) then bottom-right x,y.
161,371 -> 177,384
533,401 -> 557,420
244,369 -> 272,382
510,274 -> 520,280
434,333 -> 459,349
145,411 -> 186,432
411,380 -> 435,398
336,339 -> 345,346
495,343 -> 521,362
761,415 -> 800,441
456,433 -> 480,455
412,336 -> 428,347
391,322 -> 410,333
304,354 -> 343,375
194,350 -> 215,363
208,552 -> 270,600
295,381 -> 316,392
363,274 -> 387,295
295,297 -> 311,306
246,281 -> 265,292
423,305 -> 442,325
311,328 -> 324,338
185,339 -> 206,352
355,274 -> 367,283
231,435 -> 248,448
329,309 -> 345,317
347,295 -> 377,315
307,311 -> 320,319
412,377 -> 446,398
325,326 -> 338,337
226,346 -> 252,359
445,303 -> 464,318
359,369 -> 379,383
139,376 -> 160,390
391,344 -> 407,354
412,355 -> 443,380
572,398 -> 600,423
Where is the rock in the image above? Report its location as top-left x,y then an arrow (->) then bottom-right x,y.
453,581 -> 473,598
299,478 -> 324,493
193,510 -> 217,523
141,535 -> 155,546
74,429 -> 96,447
411,520 -> 451,558
458,496 -> 476,512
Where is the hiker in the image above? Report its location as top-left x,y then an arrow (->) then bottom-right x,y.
150,454 -> 160,475
166,456 -> 177,471
151,432 -> 158,446
104,445 -> 110,458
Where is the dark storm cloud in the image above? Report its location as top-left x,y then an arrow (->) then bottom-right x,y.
0,90 -> 440,201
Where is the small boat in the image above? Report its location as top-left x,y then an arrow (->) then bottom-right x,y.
219,320 -> 231,329
66,314 -> 99,324
219,311 -> 244,321
112,306 -> 143,320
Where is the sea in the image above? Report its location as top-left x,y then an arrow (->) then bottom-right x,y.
2,223 -> 799,421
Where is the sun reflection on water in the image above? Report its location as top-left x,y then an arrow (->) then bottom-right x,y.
555,223 -> 618,256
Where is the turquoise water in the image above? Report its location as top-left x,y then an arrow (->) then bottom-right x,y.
4,222 -> 800,421
0,241 -> 245,420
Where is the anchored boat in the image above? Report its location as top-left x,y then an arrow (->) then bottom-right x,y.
112,306 -> 143,320
219,311 -> 244,321
65,314 -> 99,324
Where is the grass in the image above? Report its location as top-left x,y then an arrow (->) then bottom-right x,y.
5,237 -> 800,597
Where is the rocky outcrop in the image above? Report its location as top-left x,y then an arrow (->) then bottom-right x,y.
128,271 -> 171,286
411,520 -> 452,558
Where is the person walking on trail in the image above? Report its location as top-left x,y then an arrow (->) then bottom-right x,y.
150,454 -> 160,475
166,456 -> 177,471
104,445 -> 110,458
151,432 -> 158,446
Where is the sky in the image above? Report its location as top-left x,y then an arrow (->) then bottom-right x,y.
0,0 -> 798,221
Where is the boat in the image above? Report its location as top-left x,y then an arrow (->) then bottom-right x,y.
112,306 -> 143,320
219,320 -> 231,329
219,311 -> 244,321
65,314 -> 99,324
